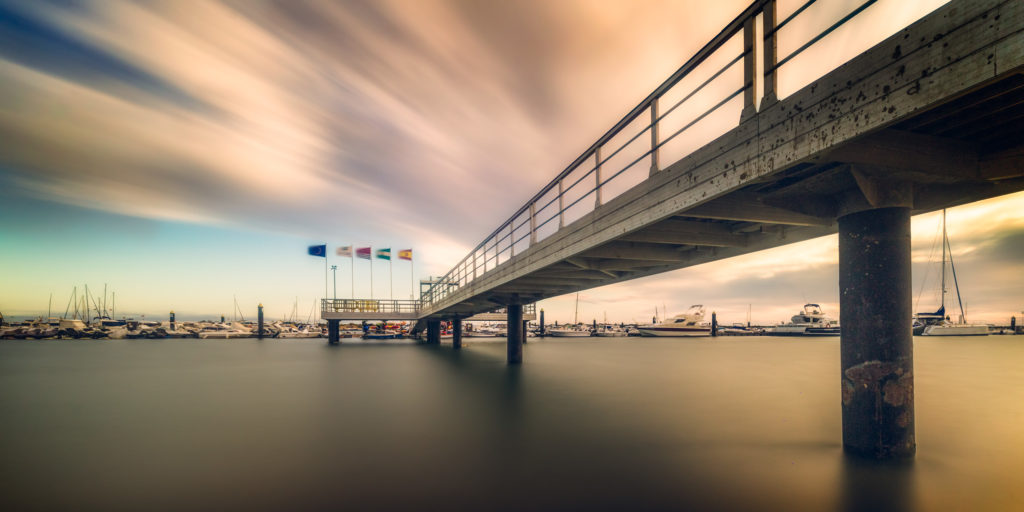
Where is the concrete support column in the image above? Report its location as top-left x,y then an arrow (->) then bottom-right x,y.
838,207 -> 914,458
427,319 -> 441,345
257,305 -> 264,340
507,305 -> 523,364
452,318 -> 463,350
328,319 -> 339,344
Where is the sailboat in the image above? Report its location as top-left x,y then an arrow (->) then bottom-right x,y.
548,293 -> 591,337
916,210 -> 988,336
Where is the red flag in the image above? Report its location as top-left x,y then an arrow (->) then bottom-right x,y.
356,247 -> 372,260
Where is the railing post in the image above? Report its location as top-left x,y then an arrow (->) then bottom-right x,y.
594,148 -> 603,207
529,203 -> 537,245
740,14 -> 758,121
650,98 -> 661,176
558,179 -> 565,229
509,223 -> 515,258
761,0 -> 778,109
473,249 -> 479,278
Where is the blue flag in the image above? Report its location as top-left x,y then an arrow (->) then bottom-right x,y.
308,244 -> 326,257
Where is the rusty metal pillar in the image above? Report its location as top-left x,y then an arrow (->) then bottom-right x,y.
427,319 -> 441,345
452,318 -> 463,350
507,304 -> 523,364
838,206 -> 914,458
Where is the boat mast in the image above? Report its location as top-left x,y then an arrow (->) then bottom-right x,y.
946,220 -> 968,324
941,210 -> 947,314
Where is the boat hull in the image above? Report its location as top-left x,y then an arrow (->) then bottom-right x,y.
921,324 -> 988,336
547,330 -> 591,337
637,327 -> 710,337
766,326 -> 839,336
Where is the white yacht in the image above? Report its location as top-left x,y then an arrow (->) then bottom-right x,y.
278,325 -> 322,338
593,324 -> 626,337
766,304 -> 840,336
548,325 -> 592,337
638,305 -> 711,337
917,210 -> 989,337
198,322 -> 252,339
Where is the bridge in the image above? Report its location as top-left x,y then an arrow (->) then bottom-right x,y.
327,0 -> 1024,458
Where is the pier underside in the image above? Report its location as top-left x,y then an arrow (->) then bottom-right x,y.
411,0 -> 1024,458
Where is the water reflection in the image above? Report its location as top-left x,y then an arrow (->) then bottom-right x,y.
840,456 -> 916,512
0,336 -> 1021,510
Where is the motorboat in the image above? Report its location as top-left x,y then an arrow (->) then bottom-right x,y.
638,305 -> 711,337
364,329 -> 402,340
198,322 -> 252,339
278,325 -> 322,338
917,210 -> 989,337
766,304 -> 840,336
547,325 -> 592,337
593,324 -> 626,337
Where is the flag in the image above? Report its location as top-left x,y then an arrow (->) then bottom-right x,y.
376,248 -> 391,261
398,249 -> 412,261
356,247 -> 372,260
337,246 -> 352,257
308,244 -> 326,257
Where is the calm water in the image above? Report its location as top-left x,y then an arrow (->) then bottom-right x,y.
2,335 -> 1023,511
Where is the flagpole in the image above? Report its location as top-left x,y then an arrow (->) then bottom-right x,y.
324,255 -> 328,307
411,253 -> 415,300
390,259 -> 394,300
370,253 -> 374,300
350,247 -> 354,299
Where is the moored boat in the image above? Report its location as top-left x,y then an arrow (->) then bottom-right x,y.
766,304 -> 839,336
916,210 -> 988,337
638,305 -> 711,337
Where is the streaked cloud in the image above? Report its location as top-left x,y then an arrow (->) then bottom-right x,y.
1,0 -> 1018,321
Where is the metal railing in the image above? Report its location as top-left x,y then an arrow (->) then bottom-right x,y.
423,0 -> 883,308
322,299 -> 422,314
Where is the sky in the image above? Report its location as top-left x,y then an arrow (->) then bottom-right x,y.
1,0 -> 1021,324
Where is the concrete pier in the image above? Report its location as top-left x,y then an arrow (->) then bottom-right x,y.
838,207 -> 914,458
507,305 -> 523,364
452,318 -> 463,350
427,319 -> 441,345
327,319 -> 339,344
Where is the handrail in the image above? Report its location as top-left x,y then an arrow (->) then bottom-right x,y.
423,0 -> 886,308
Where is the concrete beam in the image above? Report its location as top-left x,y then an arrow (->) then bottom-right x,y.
679,194 -> 834,226
614,225 -> 753,246
826,129 -> 980,179
979,143 -> 1024,180
581,241 -> 690,262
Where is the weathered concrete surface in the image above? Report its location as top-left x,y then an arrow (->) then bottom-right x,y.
452,318 -> 463,350
507,305 -> 523,365
420,0 -> 1024,319
839,207 -> 914,458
